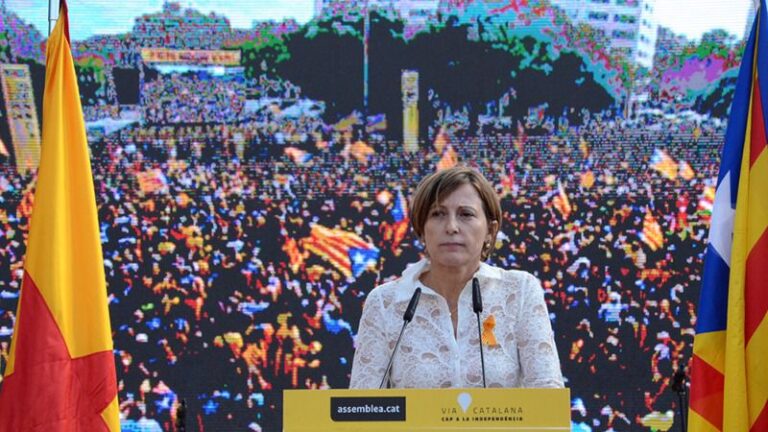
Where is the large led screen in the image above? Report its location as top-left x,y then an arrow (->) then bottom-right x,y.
0,0 -> 755,430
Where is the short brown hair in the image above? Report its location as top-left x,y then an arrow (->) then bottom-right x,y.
409,166 -> 502,259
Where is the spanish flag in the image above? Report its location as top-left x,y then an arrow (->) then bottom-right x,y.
689,2 -> 768,431
0,1 -> 119,430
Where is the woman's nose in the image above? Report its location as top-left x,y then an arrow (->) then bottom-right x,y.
445,215 -> 459,233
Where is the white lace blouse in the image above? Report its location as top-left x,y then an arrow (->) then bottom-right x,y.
349,259 -> 564,389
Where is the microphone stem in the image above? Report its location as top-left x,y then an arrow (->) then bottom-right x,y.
476,312 -> 486,388
379,321 -> 409,389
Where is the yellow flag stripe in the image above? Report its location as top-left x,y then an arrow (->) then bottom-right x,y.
721,84 -> 753,431
102,396 -> 120,432
692,331 -> 726,374
21,3 -> 112,360
689,410 -> 722,432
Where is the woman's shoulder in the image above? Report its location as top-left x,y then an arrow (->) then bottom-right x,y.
364,275 -> 409,307
367,277 -> 400,297
485,264 -> 542,291
366,259 -> 427,303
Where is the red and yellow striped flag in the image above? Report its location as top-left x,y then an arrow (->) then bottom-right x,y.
0,1 -> 119,430
689,2 -> 768,430
640,208 -> 664,251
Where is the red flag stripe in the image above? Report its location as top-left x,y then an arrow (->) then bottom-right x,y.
751,402 -> 768,432
0,273 -> 115,430
325,235 -> 368,250
303,239 -> 352,274
750,80 -> 767,167
689,354 -> 725,430
305,239 -> 350,266
745,227 -> 768,342
312,227 -> 370,249
60,0 -> 70,43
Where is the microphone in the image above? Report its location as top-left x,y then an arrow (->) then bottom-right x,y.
379,287 -> 422,389
671,365 -> 687,392
472,277 -> 483,313
175,398 -> 187,432
472,278 -> 487,388
671,357 -> 688,432
403,287 -> 421,323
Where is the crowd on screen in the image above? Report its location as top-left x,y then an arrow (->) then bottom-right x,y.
141,74 -> 247,124
0,0 -> 744,429
0,95 -> 722,430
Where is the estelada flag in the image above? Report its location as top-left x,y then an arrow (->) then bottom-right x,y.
302,224 -> 379,279
0,1 -> 120,430
650,148 -> 678,180
689,1 -> 768,431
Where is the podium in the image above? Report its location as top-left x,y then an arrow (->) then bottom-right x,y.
283,387 -> 570,431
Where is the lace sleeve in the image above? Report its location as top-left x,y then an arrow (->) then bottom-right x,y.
515,273 -> 564,388
349,288 -> 390,389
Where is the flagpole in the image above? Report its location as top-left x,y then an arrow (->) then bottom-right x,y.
363,0 -> 370,134
47,0 -> 56,35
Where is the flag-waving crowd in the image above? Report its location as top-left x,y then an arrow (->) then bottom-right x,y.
0,101 -> 727,430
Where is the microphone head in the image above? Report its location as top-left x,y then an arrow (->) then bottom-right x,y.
403,287 -> 422,322
472,277 -> 483,313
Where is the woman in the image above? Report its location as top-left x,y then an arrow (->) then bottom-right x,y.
350,166 -> 563,389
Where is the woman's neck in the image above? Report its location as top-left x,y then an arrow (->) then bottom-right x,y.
420,261 -> 479,302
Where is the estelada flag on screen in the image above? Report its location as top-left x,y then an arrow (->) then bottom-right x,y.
0,1 -> 120,430
689,1 -> 768,431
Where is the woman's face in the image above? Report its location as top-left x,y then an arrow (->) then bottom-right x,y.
422,183 -> 497,270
